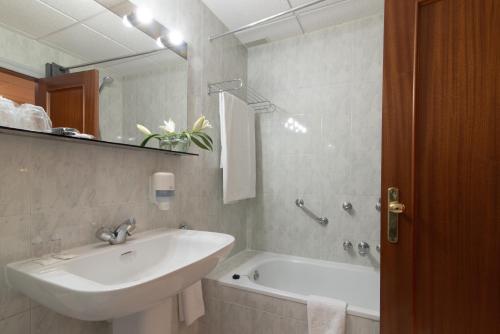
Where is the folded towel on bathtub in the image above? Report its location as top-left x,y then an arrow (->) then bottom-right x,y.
307,295 -> 347,334
178,281 -> 205,326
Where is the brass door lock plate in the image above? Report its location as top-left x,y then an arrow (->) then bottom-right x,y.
388,187 -> 405,243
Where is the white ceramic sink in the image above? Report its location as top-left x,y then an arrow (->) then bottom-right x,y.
6,229 -> 234,322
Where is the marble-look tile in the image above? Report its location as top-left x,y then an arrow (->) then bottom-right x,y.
198,297 -> 222,334
0,215 -> 31,320
351,14 -> 384,83
120,63 -> 188,146
248,14 -> 384,267
347,315 -> 380,334
0,312 -> 30,334
29,140 -> 97,212
202,282 -> 380,334
31,306 -> 110,334
278,317 -> 308,334
220,302 -> 254,334
206,281 -> 307,322
30,207 -> 95,256
0,136 -> 31,217
92,147 -> 158,207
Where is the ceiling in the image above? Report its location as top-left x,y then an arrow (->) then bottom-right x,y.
0,0 -> 182,77
201,0 -> 384,46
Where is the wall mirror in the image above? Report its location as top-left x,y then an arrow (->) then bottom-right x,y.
0,0 -> 193,154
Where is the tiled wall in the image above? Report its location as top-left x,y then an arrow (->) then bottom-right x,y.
200,279 -> 380,334
121,61 -> 188,146
99,72 -> 124,142
247,15 -> 384,267
0,0 -> 249,333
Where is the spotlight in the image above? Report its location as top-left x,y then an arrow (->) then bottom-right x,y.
136,7 -> 153,24
122,15 -> 133,28
168,30 -> 184,46
156,37 -> 166,48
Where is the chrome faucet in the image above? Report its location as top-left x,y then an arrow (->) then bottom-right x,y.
95,218 -> 136,245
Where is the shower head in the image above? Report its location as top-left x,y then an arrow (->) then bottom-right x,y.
99,76 -> 114,93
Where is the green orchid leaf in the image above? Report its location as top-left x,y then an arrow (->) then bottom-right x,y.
193,132 -> 213,150
140,134 -> 160,147
191,136 -> 210,151
193,133 -> 212,151
197,132 -> 213,145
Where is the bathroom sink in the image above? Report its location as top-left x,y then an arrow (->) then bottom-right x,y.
6,229 -> 234,321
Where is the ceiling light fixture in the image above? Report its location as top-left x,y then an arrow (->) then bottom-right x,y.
168,30 -> 184,46
156,37 -> 166,48
135,7 -> 153,24
122,15 -> 133,28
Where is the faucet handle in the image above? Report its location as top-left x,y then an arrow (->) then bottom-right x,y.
358,241 -> 370,256
126,217 -> 136,236
342,240 -> 353,251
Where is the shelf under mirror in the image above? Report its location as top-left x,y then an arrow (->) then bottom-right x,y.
0,126 -> 198,156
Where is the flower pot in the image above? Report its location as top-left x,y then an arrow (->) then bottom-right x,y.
159,136 -> 190,152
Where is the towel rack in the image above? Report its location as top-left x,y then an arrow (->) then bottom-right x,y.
208,78 -> 277,113
295,199 -> 329,226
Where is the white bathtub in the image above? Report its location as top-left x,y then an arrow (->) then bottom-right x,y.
212,251 -> 380,321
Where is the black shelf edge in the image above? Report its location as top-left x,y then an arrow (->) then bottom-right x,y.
0,126 -> 199,156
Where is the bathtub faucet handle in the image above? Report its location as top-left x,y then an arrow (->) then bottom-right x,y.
358,242 -> 370,256
343,240 -> 353,251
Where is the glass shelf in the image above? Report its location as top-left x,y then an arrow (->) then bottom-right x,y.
0,126 -> 199,157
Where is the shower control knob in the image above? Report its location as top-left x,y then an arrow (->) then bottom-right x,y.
358,242 -> 370,256
343,240 -> 353,251
342,202 -> 353,211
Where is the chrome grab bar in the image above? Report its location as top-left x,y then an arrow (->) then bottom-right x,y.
295,199 -> 329,226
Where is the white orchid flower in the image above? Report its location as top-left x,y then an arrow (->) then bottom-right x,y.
137,124 -> 152,135
202,118 -> 212,129
159,119 -> 176,133
193,115 -> 212,132
192,116 -> 204,132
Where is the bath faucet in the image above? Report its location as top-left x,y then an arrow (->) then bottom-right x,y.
95,218 -> 136,245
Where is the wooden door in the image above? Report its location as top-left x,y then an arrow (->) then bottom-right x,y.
36,70 -> 99,137
381,0 -> 499,333
0,68 -> 37,105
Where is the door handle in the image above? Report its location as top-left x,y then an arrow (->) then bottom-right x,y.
388,187 -> 405,243
389,202 -> 405,213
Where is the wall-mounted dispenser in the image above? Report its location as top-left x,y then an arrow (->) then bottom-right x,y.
150,172 -> 175,210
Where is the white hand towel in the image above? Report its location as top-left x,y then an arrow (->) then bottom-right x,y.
219,92 -> 256,204
178,281 -> 205,326
307,295 -> 347,334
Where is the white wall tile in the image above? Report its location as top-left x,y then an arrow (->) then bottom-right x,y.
248,14 -> 384,266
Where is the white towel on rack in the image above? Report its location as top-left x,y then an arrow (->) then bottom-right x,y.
219,92 -> 256,204
307,296 -> 347,334
178,281 -> 205,326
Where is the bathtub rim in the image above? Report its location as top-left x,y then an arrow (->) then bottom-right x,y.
211,251 -> 380,321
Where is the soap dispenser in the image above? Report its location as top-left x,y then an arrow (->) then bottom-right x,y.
150,172 -> 175,210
